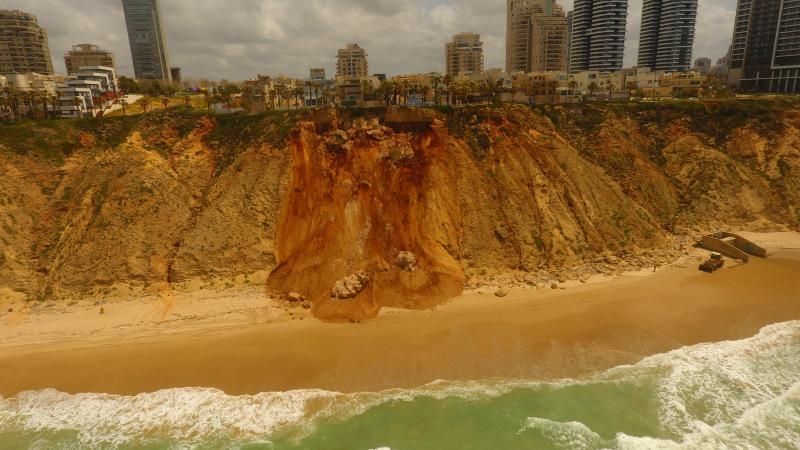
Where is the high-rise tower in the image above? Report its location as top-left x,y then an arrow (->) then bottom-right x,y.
506,0 -> 568,73
569,0 -> 628,73
638,0 -> 698,72
121,0 -> 171,81
729,0 -> 800,92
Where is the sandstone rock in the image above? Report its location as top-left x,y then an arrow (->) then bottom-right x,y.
331,272 -> 370,300
395,251 -> 418,272
495,288 -> 509,298
367,128 -> 388,140
604,255 -> 619,264
551,283 -> 559,290
287,292 -> 304,302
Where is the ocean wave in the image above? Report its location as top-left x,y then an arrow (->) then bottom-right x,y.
0,321 -> 798,449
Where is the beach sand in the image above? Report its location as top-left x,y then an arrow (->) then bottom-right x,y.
1,232 -> 799,398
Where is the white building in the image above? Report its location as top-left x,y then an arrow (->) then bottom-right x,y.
75,66 -> 117,93
58,86 -> 93,118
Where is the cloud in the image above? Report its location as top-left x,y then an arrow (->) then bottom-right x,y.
6,0 -> 735,80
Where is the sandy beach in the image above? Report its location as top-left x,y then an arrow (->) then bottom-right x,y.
1,232 -> 799,398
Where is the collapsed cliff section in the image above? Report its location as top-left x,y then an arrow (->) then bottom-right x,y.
1,101 -> 799,320
268,111 -> 465,321
267,107 -> 665,320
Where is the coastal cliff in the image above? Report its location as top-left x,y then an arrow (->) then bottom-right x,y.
1,101 -> 798,319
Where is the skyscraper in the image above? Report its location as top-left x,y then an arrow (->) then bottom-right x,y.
0,10 -> 54,74
506,0 -> 568,73
569,0 -> 628,73
638,0 -> 698,72
121,0 -> 171,81
729,0 -> 800,92
446,33 -> 484,77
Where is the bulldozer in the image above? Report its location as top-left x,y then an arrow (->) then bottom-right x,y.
699,253 -> 725,273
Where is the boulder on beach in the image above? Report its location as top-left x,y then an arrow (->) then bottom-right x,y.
395,251 -> 417,272
331,272 -> 370,300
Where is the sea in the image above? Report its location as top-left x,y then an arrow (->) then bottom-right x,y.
1,320 -> 798,450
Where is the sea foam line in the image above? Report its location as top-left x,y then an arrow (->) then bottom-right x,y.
0,321 -> 797,448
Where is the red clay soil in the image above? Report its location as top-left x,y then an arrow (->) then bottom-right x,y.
268,117 -> 465,321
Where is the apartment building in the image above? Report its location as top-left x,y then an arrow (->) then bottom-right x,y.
638,0 -> 698,72
569,0 -> 628,72
336,44 -> 368,78
446,32 -> 484,77
64,44 -> 116,74
0,10 -> 54,74
506,0 -> 568,73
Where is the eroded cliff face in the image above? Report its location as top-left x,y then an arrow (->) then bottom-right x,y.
1,102 -> 799,319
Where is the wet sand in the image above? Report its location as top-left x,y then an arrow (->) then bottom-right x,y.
1,234 -> 799,398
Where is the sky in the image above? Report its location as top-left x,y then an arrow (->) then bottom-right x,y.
8,0 -> 737,81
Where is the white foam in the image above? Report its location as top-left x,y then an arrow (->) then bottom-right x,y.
2,387 -> 340,447
0,321 -> 797,449
519,417 -> 605,449
616,382 -> 800,449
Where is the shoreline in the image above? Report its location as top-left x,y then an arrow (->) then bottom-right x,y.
1,232 -> 799,398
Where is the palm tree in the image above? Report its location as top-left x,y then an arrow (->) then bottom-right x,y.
588,82 -> 599,97
568,77 -> 578,96
293,86 -> 305,109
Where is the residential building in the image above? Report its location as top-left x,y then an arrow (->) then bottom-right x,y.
121,0 -> 171,81
446,32 -> 484,77
728,0 -> 800,92
506,0 -> 568,73
75,66 -> 118,94
3,72 -> 65,94
336,44 -> 368,78
0,10 -> 54,74
694,57 -> 712,74
58,86 -> 94,118
570,0 -> 628,72
64,44 -> 116,74
170,67 -> 181,84
242,74 -> 272,112
566,11 -> 573,72
638,0 -> 698,72
530,4 -> 569,72
310,68 -> 326,82
336,76 -> 364,106
506,0 -> 536,73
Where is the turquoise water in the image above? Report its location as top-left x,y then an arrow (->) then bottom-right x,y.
1,321 -> 798,449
